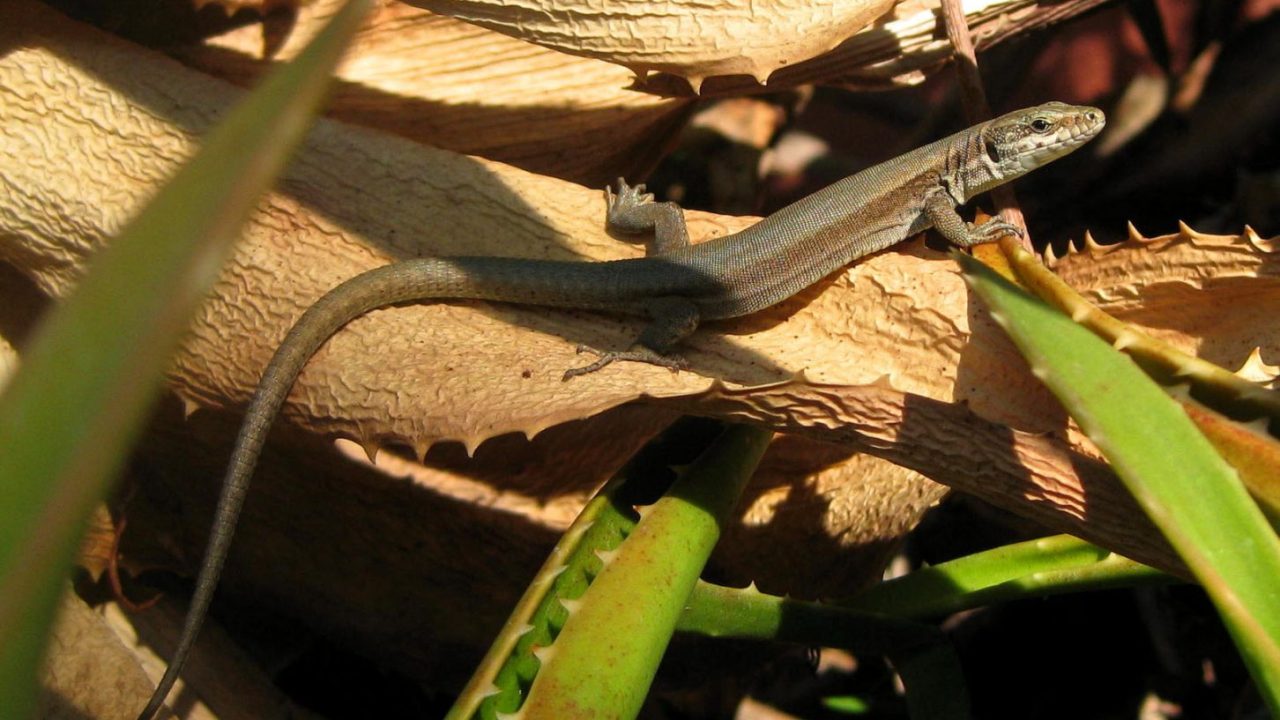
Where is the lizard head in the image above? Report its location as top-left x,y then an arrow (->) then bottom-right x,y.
967,102 -> 1105,197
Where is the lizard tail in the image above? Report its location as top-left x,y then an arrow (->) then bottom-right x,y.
137,258 -> 521,719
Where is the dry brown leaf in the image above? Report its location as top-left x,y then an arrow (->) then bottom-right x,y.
75,506 -> 119,583
717,437 -> 952,599
174,0 -> 1120,119
140,0 -> 1118,190
38,590 -> 158,720
407,0 -> 1115,92
171,0 -> 693,186
103,589 -> 305,719
1048,226 -> 1280,369
406,0 -> 896,88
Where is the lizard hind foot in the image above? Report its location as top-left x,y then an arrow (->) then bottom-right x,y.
562,344 -> 689,381
605,178 -> 657,226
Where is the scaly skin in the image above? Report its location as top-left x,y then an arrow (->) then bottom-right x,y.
137,102 -> 1104,719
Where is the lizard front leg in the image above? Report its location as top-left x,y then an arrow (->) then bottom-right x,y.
605,178 -> 691,256
563,297 -> 699,380
923,191 -> 1023,248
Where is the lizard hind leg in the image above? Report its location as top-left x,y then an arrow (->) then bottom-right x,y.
605,178 -> 691,256
562,297 -> 699,381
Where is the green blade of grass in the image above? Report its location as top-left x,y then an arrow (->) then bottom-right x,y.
960,252 -> 1280,711
0,2 -> 371,714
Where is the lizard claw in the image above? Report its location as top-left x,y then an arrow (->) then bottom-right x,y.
964,217 -> 1024,246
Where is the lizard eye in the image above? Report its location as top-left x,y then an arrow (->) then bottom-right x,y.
1030,118 -> 1052,132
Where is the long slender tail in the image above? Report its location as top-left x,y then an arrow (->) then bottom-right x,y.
136,258 -> 535,718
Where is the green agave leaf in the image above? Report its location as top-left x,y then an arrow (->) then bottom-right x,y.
844,534 -> 1170,619
996,236 -> 1280,519
1180,400 -> 1280,524
448,418 -> 726,720
0,1 -> 371,714
680,582 -> 970,719
517,424 -> 772,719
960,252 -> 1280,712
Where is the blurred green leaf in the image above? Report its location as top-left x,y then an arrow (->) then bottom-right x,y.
0,1 -> 372,714
824,695 -> 871,714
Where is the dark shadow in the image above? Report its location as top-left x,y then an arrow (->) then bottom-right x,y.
706,435 -> 907,601
42,0 -> 273,48
0,259 -> 50,351
124,393 -> 574,694
34,689 -> 99,720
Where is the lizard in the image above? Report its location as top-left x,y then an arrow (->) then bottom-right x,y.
137,101 -> 1104,719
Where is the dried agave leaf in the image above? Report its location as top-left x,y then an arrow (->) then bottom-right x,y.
1048,226 -> 1280,373
174,0 -> 692,185
38,591 -> 161,720
6,6 -> 944,621
3,3 -> 1022,454
673,378 -> 1182,572
407,0 -> 896,89
717,438 -> 951,599
180,0 -> 1112,92
409,0 -> 1114,92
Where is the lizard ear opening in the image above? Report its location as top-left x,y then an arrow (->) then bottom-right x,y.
984,139 -> 1001,163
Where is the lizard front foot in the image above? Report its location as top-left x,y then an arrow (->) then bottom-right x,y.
962,217 -> 1024,246
562,344 -> 689,381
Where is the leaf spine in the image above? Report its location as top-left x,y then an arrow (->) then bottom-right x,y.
532,644 -> 555,664
1042,243 -> 1058,265
1083,231 -> 1103,254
